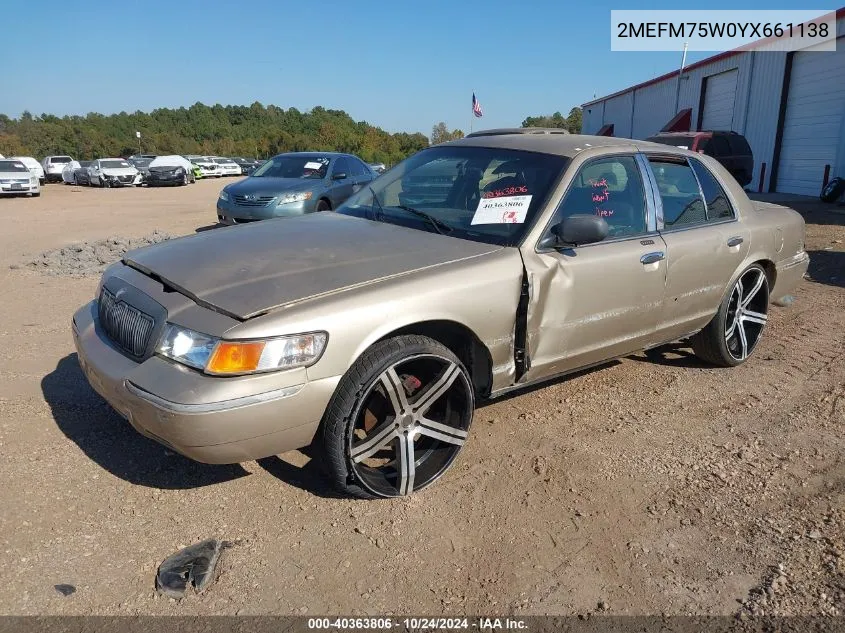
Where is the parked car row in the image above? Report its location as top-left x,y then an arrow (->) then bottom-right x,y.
27,153 -> 262,187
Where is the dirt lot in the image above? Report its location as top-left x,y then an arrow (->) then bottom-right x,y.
0,180 -> 843,617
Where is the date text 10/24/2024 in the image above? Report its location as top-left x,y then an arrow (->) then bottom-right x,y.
306,617 -> 529,630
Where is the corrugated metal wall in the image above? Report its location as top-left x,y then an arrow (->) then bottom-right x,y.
603,93 -> 634,138
630,80 -> 677,139
581,15 -> 845,193
744,52 -> 788,191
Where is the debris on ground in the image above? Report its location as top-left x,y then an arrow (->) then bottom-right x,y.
17,231 -> 172,277
155,539 -> 229,599
53,584 -> 76,597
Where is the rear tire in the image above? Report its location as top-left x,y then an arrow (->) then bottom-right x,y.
319,335 -> 474,499
691,264 -> 769,367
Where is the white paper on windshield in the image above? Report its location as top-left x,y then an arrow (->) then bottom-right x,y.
304,161 -> 324,170
471,195 -> 533,225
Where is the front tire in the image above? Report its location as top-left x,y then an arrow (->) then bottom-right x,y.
692,264 -> 769,367
319,335 -> 474,499
316,198 -> 331,212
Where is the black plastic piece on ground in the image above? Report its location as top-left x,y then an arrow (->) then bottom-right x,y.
54,584 -> 76,596
155,539 -> 228,598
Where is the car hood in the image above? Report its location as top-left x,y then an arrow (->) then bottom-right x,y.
101,167 -> 138,176
122,212 -> 501,320
0,171 -> 31,179
226,177 -> 318,196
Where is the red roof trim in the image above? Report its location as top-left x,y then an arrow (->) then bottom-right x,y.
582,7 -> 845,107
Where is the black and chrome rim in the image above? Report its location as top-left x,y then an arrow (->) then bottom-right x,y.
348,354 -> 473,497
725,267 -> 769,361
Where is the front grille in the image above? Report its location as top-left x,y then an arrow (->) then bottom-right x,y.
0,178 -> 30,184
98,288 -> 155,358
233,194 -> 274,207
117,175 -> 134,183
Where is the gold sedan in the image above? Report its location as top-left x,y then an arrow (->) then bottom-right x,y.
72,129 -> 809,498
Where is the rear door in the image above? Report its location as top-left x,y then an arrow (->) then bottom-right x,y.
349,157 -> 373,193
522,154 -> 668,380
329,157 -> 354,205
645,154 -> 749,342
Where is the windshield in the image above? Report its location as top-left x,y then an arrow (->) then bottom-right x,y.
646,136 -> 692,150
338,146 -> 567,247
215,158 -> 235,164
100,160 -> 131,169
130,158 -> 153,168
50,156 -> 72,163
252,155 -> 330,179
0,161 -> 30,173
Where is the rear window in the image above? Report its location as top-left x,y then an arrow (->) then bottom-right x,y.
50,156 -> 72,163
727,135 -> 751,155
703,136 -> 731,156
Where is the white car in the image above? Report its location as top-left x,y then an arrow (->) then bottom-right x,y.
0,159 -> 40,197
41,155 -> 74,183
211,156 -> 242,177
186,155 -> 221,178
62,160 -> 81,184
12,156 -> 46,184
88,158 -> 142,187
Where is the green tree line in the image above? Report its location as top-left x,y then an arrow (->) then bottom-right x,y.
521,107 -> 582,133
0,102 -> 430,165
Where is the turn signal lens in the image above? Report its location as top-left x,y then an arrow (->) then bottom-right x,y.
206,341 -> 266,374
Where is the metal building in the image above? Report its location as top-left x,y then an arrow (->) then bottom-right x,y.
582,10 -> 845,196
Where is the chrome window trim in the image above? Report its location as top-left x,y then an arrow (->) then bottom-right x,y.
635,152 -> 659,232
687,156 -> 737,223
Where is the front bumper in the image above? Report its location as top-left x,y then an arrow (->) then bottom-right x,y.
72,300 -> 338,464
216,198 -> 309,224
0,182 -> 39,194
147,174 -> 184,186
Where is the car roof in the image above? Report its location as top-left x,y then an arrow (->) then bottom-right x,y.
445,131 -> 692,158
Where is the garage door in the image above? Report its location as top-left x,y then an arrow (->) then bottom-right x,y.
776,47 -> 845,196
700,69 -> 738,130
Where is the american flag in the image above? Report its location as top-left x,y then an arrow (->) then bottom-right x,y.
472,92 -> 483,118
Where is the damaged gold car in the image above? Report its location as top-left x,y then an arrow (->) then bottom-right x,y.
72,129 -> 809,498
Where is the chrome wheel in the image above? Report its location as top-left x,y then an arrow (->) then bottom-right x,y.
724,267 -> 769,361
348,354 -> 473,497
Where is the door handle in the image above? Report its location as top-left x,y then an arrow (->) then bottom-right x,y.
640,251 -> 665,265
727,236 -> 744,247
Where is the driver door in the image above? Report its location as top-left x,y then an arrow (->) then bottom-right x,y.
521,154 -> 668,381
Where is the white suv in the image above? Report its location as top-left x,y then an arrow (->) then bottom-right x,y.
41,155 -> 75,183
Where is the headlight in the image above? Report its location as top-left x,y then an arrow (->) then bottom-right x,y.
30,177 -> 37,185
218,191 -> 229,202
157,324 -> 217,370
276,191 -> 313,206
157,324 -> 327,375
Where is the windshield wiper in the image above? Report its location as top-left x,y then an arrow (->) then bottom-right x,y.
369,186 -> 385,221
396,205 -> 453,235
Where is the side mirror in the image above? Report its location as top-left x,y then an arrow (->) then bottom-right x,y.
541,214 -> 609,249
331,172 -> 347,181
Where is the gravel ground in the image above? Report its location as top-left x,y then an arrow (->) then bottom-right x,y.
17,231 -> 172,277
0,181 -> 843,618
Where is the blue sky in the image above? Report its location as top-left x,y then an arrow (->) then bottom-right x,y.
3,0 -> 812,135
